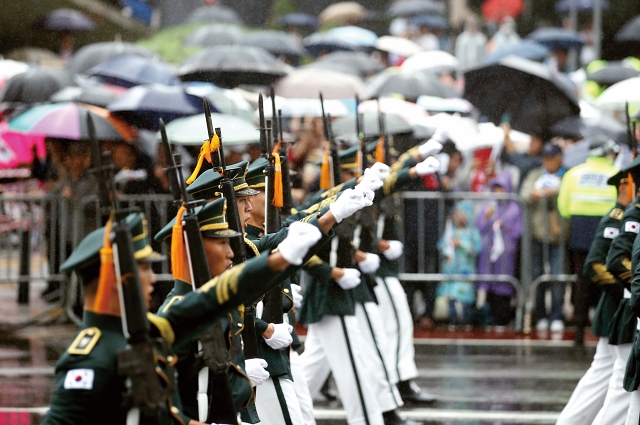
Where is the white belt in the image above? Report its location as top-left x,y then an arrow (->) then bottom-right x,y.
624,288 -> 632,299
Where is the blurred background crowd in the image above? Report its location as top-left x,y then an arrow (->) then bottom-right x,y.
2,0 -> 640,337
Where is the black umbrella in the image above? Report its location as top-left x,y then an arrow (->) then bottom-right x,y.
303,61 -> 361,77
551,115 -> 626,145
33,8 -> 95,31
526,27 -> 585,50
240,31 -> 305,58
184,5 -> 243,25
304,32 -> 357,58
0,68 -> 76,105
280,13 -> 319,29
616,16 -> 640,42
177,45 -> 289,88
50,85 -> 122,108
388,0 -> 446,17
67,42 -> 155,75
107,84 -> 202,131
183,24 -> 243,48
88,56 -> 177,88
317,51 -> 384,77
332,111 -> 413,139
463,56 -> 580,134
368,70 -> 459,101
587,63 -> 640,86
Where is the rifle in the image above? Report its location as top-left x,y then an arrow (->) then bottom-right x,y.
260,92 -> 280,234
278,109 -> 295,213
88,121 -> 168,425
160,118 -> 238,424
319,93 -> 342,187
355,95 -> 368,175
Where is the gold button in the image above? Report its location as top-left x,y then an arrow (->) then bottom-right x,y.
167,356 -> 174,363
238,323 -> 243,328
171,406 -> 179,414
283,289 -> 289,293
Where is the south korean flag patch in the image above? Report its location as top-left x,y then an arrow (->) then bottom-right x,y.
604,227 -> 619,239
625,221 -> 640,234
64,369 -> 94,390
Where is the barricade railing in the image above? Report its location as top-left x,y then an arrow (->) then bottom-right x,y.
398,191 -> 577,332
0,192 -> 175,328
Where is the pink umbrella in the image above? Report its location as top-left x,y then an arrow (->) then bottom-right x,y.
0,122 -> 46,170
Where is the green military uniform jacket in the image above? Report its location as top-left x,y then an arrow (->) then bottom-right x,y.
605,199 -> 640,346
44,311 -> 188,425
623,214 -> 640,391
585,204 -> 626,337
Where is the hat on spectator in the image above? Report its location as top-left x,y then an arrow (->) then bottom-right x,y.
61,213 -> 164,284
246,158 -> 269,189
154,198 -> 241,242
607,170 -> 629,187
187,160 -> 259,200
542,143 -> 562,157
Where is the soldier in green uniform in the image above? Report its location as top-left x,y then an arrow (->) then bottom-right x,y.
43,211 -> 324,425
557,171 -> 631,425
299,143 -> 441,425
156,165 -> 375,425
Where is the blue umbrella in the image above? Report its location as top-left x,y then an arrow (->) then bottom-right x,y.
304,32 -> 357,58
555,0 -> 609,12
388,0 -> 446,17
88,56 -> 177,88
409,15 -> 450,30
33,8 -> 95,31
483,40 -> 549,63
527,27 -> 585,50
328,26 -> 378,48
280,13 -> 318,29
107,84 -> 202,131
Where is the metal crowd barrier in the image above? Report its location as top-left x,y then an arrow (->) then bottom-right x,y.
0,192 -> 174,328
398,191 -> 578,333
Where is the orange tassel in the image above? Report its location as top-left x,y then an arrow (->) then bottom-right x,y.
375,135 -> 385,163
170,205 -> 191,284
629,172 -> 635,201
272,153 -> 284,208
92,212 -> 117,314
186,134 -> 221,185
320,145 -> 332,190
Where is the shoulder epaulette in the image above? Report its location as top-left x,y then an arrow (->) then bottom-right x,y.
610,208 -> 625,220
147,313 -> 175,346
304,255 -> 323,268
68,327 -> 102,355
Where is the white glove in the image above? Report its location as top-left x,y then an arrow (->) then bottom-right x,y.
356,174 -> 383,191
364,162 -> 390,181
336,268 -> 361,290
358,253 -> 381,274
278,222 -> 322,265
330,187 -> 374,223
291,284 -> 303,309
415,157 -> 440,176
382,240 -> 404,260
263,323 -> 293,350
245,358 -> 270,386
432,128 -> 450,143
418,139 -> 444,159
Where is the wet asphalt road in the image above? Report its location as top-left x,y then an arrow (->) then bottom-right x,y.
0,325 -> 596,425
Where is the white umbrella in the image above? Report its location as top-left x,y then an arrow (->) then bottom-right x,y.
159,113 -> 258,145
261,96 -> 354,118
0,60 -> 29,88
375,36 -> 422,57
401,50 -> 459,73
595,77 -> 640,111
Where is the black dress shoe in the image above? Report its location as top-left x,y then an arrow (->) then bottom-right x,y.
382,409 -> 422,425
397,380 -> 437,404
320,376 -> 338,401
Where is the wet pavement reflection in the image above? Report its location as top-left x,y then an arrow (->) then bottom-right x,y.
0,325 -> 596,425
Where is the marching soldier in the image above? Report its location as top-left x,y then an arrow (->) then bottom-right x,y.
556,170 -> 631,425
43,211 -> 325,425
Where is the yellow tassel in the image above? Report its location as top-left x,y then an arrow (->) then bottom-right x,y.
186,134 -> 221,185
375,135 -> 385,163
170,205 -> 191,284
272,153 -> 283,208
319,145 -> 331,190
92,212 -> 117,314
